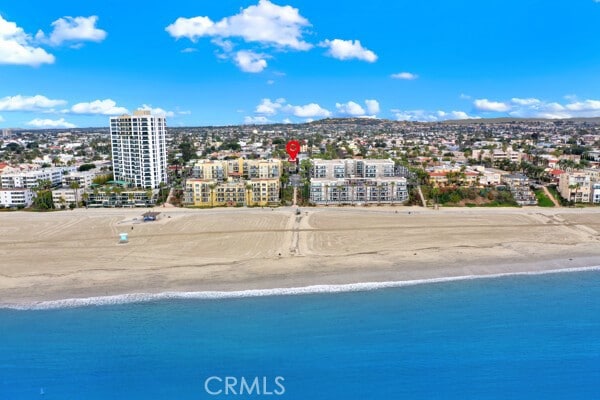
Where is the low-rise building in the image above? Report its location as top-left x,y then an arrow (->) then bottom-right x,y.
185,158 -> 282,207
1,168 -> 64,189
309,159 -> 408,205
185,178 -> 280,207
0,188 -> 34,208
62,171 -> 96,188
501,173 -> 537,206
51,188 -> 79,207
85,189 -> 156,207
592,183 -> 600,204
558,171 -> 592,203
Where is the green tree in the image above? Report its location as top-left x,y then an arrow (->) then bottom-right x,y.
69,181 -> 81,208
33,190 -> 54,210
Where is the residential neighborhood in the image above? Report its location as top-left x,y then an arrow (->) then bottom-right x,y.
1,117 -> 600,210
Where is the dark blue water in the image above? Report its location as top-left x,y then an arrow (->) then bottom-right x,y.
1,271 -> 599,399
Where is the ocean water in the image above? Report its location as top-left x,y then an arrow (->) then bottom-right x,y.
1,270 -> 599,399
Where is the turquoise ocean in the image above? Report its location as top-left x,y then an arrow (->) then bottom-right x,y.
1,268 -> 599,399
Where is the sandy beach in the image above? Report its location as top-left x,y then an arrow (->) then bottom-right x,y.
1,206 -> 600,306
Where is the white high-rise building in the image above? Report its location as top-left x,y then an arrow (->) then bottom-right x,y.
110,110 -> 167,189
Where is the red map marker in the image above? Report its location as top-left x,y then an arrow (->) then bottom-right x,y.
286,140 -> 300,162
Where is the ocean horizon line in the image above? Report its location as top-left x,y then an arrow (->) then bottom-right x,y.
3,265 -> 600,311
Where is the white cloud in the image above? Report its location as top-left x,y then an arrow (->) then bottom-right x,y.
565,99 -> 600,111
473,98 -> 511,112
320,39 -> 377,62
0,115 -> 4,122
283,102 -> 331,118
394,109 -> 477,122
0,95 -> 66,111
0,15 -> 55,66
181,47 -> 197,53
234,50 -> 268,73
510,97 -> 541,106
282,118 -> 292,124
244,115 -> 271,124
508,98 -> 600,119
166,0 -> 312,51
336,101 -> 365,116
256,98 -> 285,115
69,99 -> 128,115
470,96 -> 600,119
139,104 -> 175,117
365,99 -> 380,115
459,93 -> 472,100
391,72 -> 417,80
36,16 -> 106,46
27,118 -> 76,128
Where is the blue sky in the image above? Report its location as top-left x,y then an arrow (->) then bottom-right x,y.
1,0 -> 600,128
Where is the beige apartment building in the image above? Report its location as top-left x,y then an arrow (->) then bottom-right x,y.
558,171 -> 592,203
185,158 -> 282,207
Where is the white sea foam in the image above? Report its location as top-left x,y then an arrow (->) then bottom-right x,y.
4,265 -> 600,310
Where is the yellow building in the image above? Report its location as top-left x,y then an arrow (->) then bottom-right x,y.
185,178 -> 280,207
186,158 -> 282,207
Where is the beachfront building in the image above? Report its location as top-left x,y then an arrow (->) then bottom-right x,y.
501,173 -> 537,206
0,188 -> 34,208
185,178 -> 280,207
51,188 -> 78,208
191,158 -> 281,180
110,110 -> 167,189
592,183 -> 600,204
185,158 -> 282,207
85,189 -> 156,208
0,168 -> 64,189
558,171 -> 592,203
309,159 -> 408,205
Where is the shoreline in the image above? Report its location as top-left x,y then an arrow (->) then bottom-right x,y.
2,206 -> 600,308
2,265 -> 599,310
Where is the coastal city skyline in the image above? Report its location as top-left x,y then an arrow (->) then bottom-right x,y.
2,0 -> 600,128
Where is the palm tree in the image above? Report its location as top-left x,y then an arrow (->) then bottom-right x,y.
59,195 -> 66,210
209,183 -> 217,207
69,181 -> 81,208
145,189 -> 154,205
245,183 -> 253,207
324,184 -> 330,206
82,192 -> 89,207
390,181 -> 396,205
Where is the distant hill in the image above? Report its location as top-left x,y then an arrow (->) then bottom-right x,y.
7,116 -> 600,133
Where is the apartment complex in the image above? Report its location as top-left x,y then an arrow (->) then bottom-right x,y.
110,110 -> 167,189
1,168 -> 64,189
85,189 -> 156,208
558,171 -> 593,203
185,158 -> 282,207
0,188 -> 34,208
501,173 -> 537,206
309,159 -> 408,205
62,171 -> 96,188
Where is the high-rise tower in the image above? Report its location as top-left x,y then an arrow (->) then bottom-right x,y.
109,110 -> 167,189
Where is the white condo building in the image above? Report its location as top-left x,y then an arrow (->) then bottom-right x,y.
309,159 -> 408,205
110,110 -> 167,189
